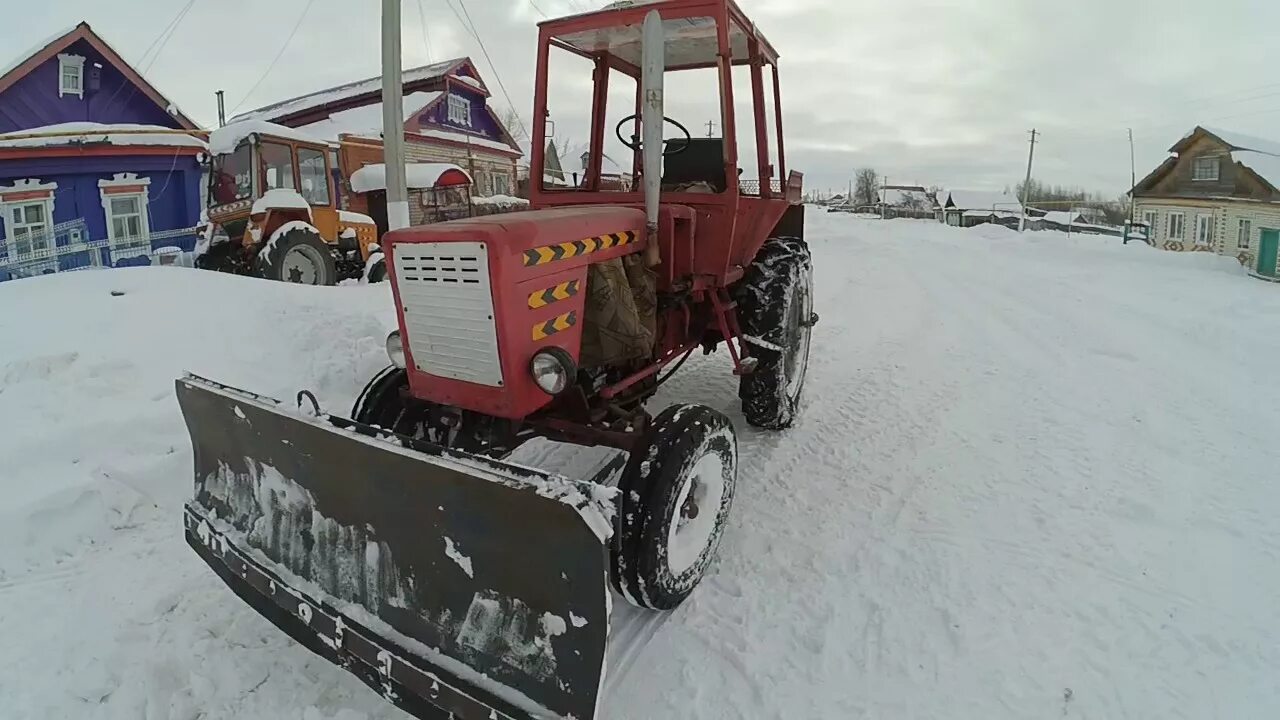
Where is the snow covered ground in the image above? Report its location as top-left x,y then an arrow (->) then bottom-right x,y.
3,212 -> 1279,719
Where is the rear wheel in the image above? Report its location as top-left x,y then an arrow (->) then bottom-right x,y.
736,236 -> 815,430
611,403 -> 737,610
257,226 -> 336,285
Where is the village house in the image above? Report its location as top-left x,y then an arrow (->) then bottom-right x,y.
1132,126 -> 1280,279
0,23 -> 205,281
229,57 -> 522,227
937,189 -> 1023,228
877,184 -> 934,219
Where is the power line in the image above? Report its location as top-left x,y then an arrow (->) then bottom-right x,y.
448,0 -> 531,140
415,0 -> 434,62
528,0 -> 550,18
228,0 -> 319,116
102,0 -> 198,111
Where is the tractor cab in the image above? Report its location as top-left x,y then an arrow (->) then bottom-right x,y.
199,122 -> 380,284
530,0 -> 802,286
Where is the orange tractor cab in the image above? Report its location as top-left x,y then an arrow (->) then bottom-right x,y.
196,121 -> 383,284
177,2 -> 815,719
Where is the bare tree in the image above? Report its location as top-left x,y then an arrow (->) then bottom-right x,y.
854,168 -> 879,207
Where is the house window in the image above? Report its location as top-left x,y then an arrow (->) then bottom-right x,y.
58,54 -> 85,98
1142,210 -> 1158,232
105,195 -> 149,247
5,202 -> 54,256
297,147 -> 330,205
447,94 -> 472,127
1238,219 -> 1253,249
1195,214 -> 1213,246
493,173 -> 510,196
1192,156 -> 1220,181
1167,212 -> 1185,240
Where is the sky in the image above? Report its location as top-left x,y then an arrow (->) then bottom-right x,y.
4,0 -> 1280,197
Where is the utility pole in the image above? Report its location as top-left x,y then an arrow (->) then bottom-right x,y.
1018,128 -> 1037,232
1128,127 -> 1137,224
705,120 -> 716,138
215,90 -> 225,127
381,0 -> 410,231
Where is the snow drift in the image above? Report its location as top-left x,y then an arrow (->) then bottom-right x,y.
3,215 -> 1280,719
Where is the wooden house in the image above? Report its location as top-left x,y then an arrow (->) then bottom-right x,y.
0,23 -> 205,281
229,58 -> 523,221
937,190 -> 1023,228
1132,126 -> 1280,278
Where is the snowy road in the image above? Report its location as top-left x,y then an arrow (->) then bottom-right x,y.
3,213 -> 1279,719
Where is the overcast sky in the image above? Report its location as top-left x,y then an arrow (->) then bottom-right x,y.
5,0 -> 1279,196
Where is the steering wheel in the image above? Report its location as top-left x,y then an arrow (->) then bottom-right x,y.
615,114 -> 692,156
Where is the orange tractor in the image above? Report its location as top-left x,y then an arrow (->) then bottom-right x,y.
177,2 -> 814,718
195,123 -> 384,284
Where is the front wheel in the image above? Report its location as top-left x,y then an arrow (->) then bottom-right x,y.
737,236 -> 815,430
257,226 -> 337,285
611,404 -> 738,610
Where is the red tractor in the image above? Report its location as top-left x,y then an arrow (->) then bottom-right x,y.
177,2 -> 814,719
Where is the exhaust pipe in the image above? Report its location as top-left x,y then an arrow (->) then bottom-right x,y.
640,10 -> 664,266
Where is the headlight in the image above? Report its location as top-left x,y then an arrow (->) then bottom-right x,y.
386,330 -> 406,368
530,347 -> 576,395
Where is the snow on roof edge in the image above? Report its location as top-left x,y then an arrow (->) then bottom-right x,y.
0,24 -> 80,82
0,122 -> 206,151
229,58 -> 467,124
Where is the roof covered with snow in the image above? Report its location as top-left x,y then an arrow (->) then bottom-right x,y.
879,188 -> 933,207
415,127 -> 522,156
349,163 -> 471,193
0,122 -> 206,151
208,120 -> 329,155
943,190 -> 1021,212
1172,127 -> 1280,191
0,22 -> 198,129
295,92 -> 443,142
229,58 -> 467,125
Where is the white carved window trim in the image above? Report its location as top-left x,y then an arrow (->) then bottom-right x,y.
1238,218 -> 1253,249
1195,213 -> 1213,246
447,94 -> 472,127
58,53 -> 85,99
1167,211 -> 1185,240
0,179 -> 57,261
99,173 -> 152,262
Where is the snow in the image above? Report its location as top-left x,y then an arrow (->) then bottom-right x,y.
1201,126 -> 1280,157
262,220 -> 318,261
338,210 -> 375,225
5,214 -> 1280,718
472,194 -> 530,206
229,59 -> 463,125
942,189 -> 1022,212
454,74 -> 483,90
414,127 -> 522,155
1233,150 -> 1280,190
252,188 -> 312,217
295,91 -> 442,142
349,161 -> 470,193
208,120 -> 329,155
442,536 -> 473,578
0,122 -> 206,150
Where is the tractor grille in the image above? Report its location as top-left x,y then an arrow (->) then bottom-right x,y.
392,241 -> 504,387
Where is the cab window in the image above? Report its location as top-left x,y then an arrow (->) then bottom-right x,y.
261,142 -> 296,191
298,147 -> 331,205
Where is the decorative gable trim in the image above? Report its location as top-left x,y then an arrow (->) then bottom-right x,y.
57,53 -> 85,98
0,23 -> 198,129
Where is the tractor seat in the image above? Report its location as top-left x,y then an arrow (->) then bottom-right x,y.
662,138 -> 726,193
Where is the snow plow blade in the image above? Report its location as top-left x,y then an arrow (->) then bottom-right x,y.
176,375 -> 612,720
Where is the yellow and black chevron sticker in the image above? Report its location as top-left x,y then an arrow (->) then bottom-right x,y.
528,279 -> 580,309
523,230 -> 638,267
532,311 -> 577,341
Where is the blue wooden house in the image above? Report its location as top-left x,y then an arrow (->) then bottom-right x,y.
0,22 -> 206,281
